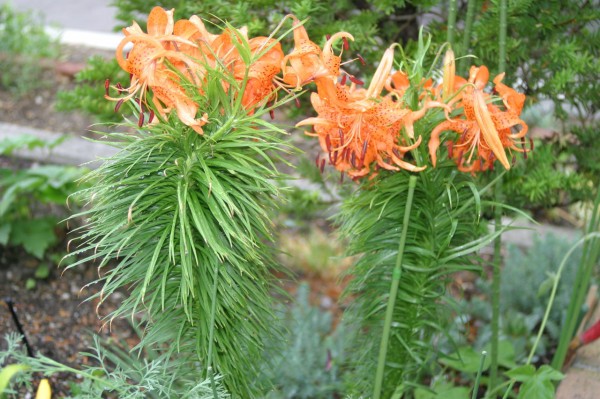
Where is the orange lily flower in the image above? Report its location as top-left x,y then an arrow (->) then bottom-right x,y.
297,46 -> 433,178
428,65 -> 529,172
281,16 -> 354,96
108,6 -> 209,134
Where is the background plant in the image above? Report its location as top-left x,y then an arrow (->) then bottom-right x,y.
0,135 -> 87,263
0,3 -> 61,95
56,56 -> 130,124
258,284 -> 354,399
0,333 -> 227,398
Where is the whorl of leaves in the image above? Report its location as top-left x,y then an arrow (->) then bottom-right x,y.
68,57 -> 290,397
338,160 -> 495,396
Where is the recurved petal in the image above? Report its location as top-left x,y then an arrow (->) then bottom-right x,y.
473,89 -> 510,169
147,7 -> 174,36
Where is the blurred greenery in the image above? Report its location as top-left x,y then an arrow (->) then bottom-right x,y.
0,3 -> 61,95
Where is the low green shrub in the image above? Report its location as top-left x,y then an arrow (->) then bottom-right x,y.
0,3 -> 61,95
0,135 -> 88,261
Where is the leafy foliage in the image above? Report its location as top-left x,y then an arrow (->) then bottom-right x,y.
0,135 -> 87,260
68,53 -> 292,396
56,56 -> 130,124
443,233 -> 582,370
0,3 -> 60,95
0,333 -> 227,398
504,365 -> 563,399
338,160 -> 496,396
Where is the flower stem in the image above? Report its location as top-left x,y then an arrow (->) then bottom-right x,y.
498,0 -> 507,73
207,264 -> 220,398
459,0 -> 477,73
447,0 -> 458,48
488,177 -> 503,395
489,1 -> 507,394
372,175 -> 418,399
473,351 -> 488,399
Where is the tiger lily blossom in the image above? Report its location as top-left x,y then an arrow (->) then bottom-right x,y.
297,46 -> 443,178
428,65 -> 529,172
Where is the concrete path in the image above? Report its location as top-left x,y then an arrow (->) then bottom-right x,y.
11,0 -> 118,33
0,122 -> 117,168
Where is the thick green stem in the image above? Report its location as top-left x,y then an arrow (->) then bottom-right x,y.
447,0 -> 458,48
489,178 -> 503,395
459,0 -> 477,73
372,175 -> 418,399
552,188 -> 600,369
498,0 -> 507,73
207,264 -> 220,398
489,1 -> 508,394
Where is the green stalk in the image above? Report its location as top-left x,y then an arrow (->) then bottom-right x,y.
498,0 -> 507,73
552,188 -> 600,369
473,351 -> 488,399
447,0 -> 458,48
206,264 -> 220,399
373,175 -> 418,399
459,0 -> 477,73
488,178 -> 502,394
489,0 -> 507,394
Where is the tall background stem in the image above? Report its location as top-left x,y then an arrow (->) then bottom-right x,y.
489,0 -> 507,394
447,0 -> 458,47
459,0 -> 477,73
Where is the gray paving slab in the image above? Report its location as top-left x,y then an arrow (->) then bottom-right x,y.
0,122 -> 117,168
10,0 -> 119,33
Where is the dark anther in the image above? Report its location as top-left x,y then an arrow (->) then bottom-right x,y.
356,53 -> 366,66
149,110 -> 155,123
447,143 -> 454,159
320,159 -> 325,173
326,34 -> 331,40
114,99 -> 124,113
338,128 -> 344,144
340,74 -> 347,85
340,171 -> 344,183
529,137 -> 535,151
361,139 -> 369,162
348,75 -> 364,85
342,36 -> 349,50
295,98 -> 301,108
315,153 -> 321,168
269,109 -> 275,120
3,298 -> 34,357
511,154 -> 517,166
325,135 -> 332,152
351,151 -> 357,168
138,111 -> 145,127
104,79 -> 110,96
332,149 -> 338,165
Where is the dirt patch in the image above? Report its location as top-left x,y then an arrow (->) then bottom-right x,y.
0,45 -> 113,135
